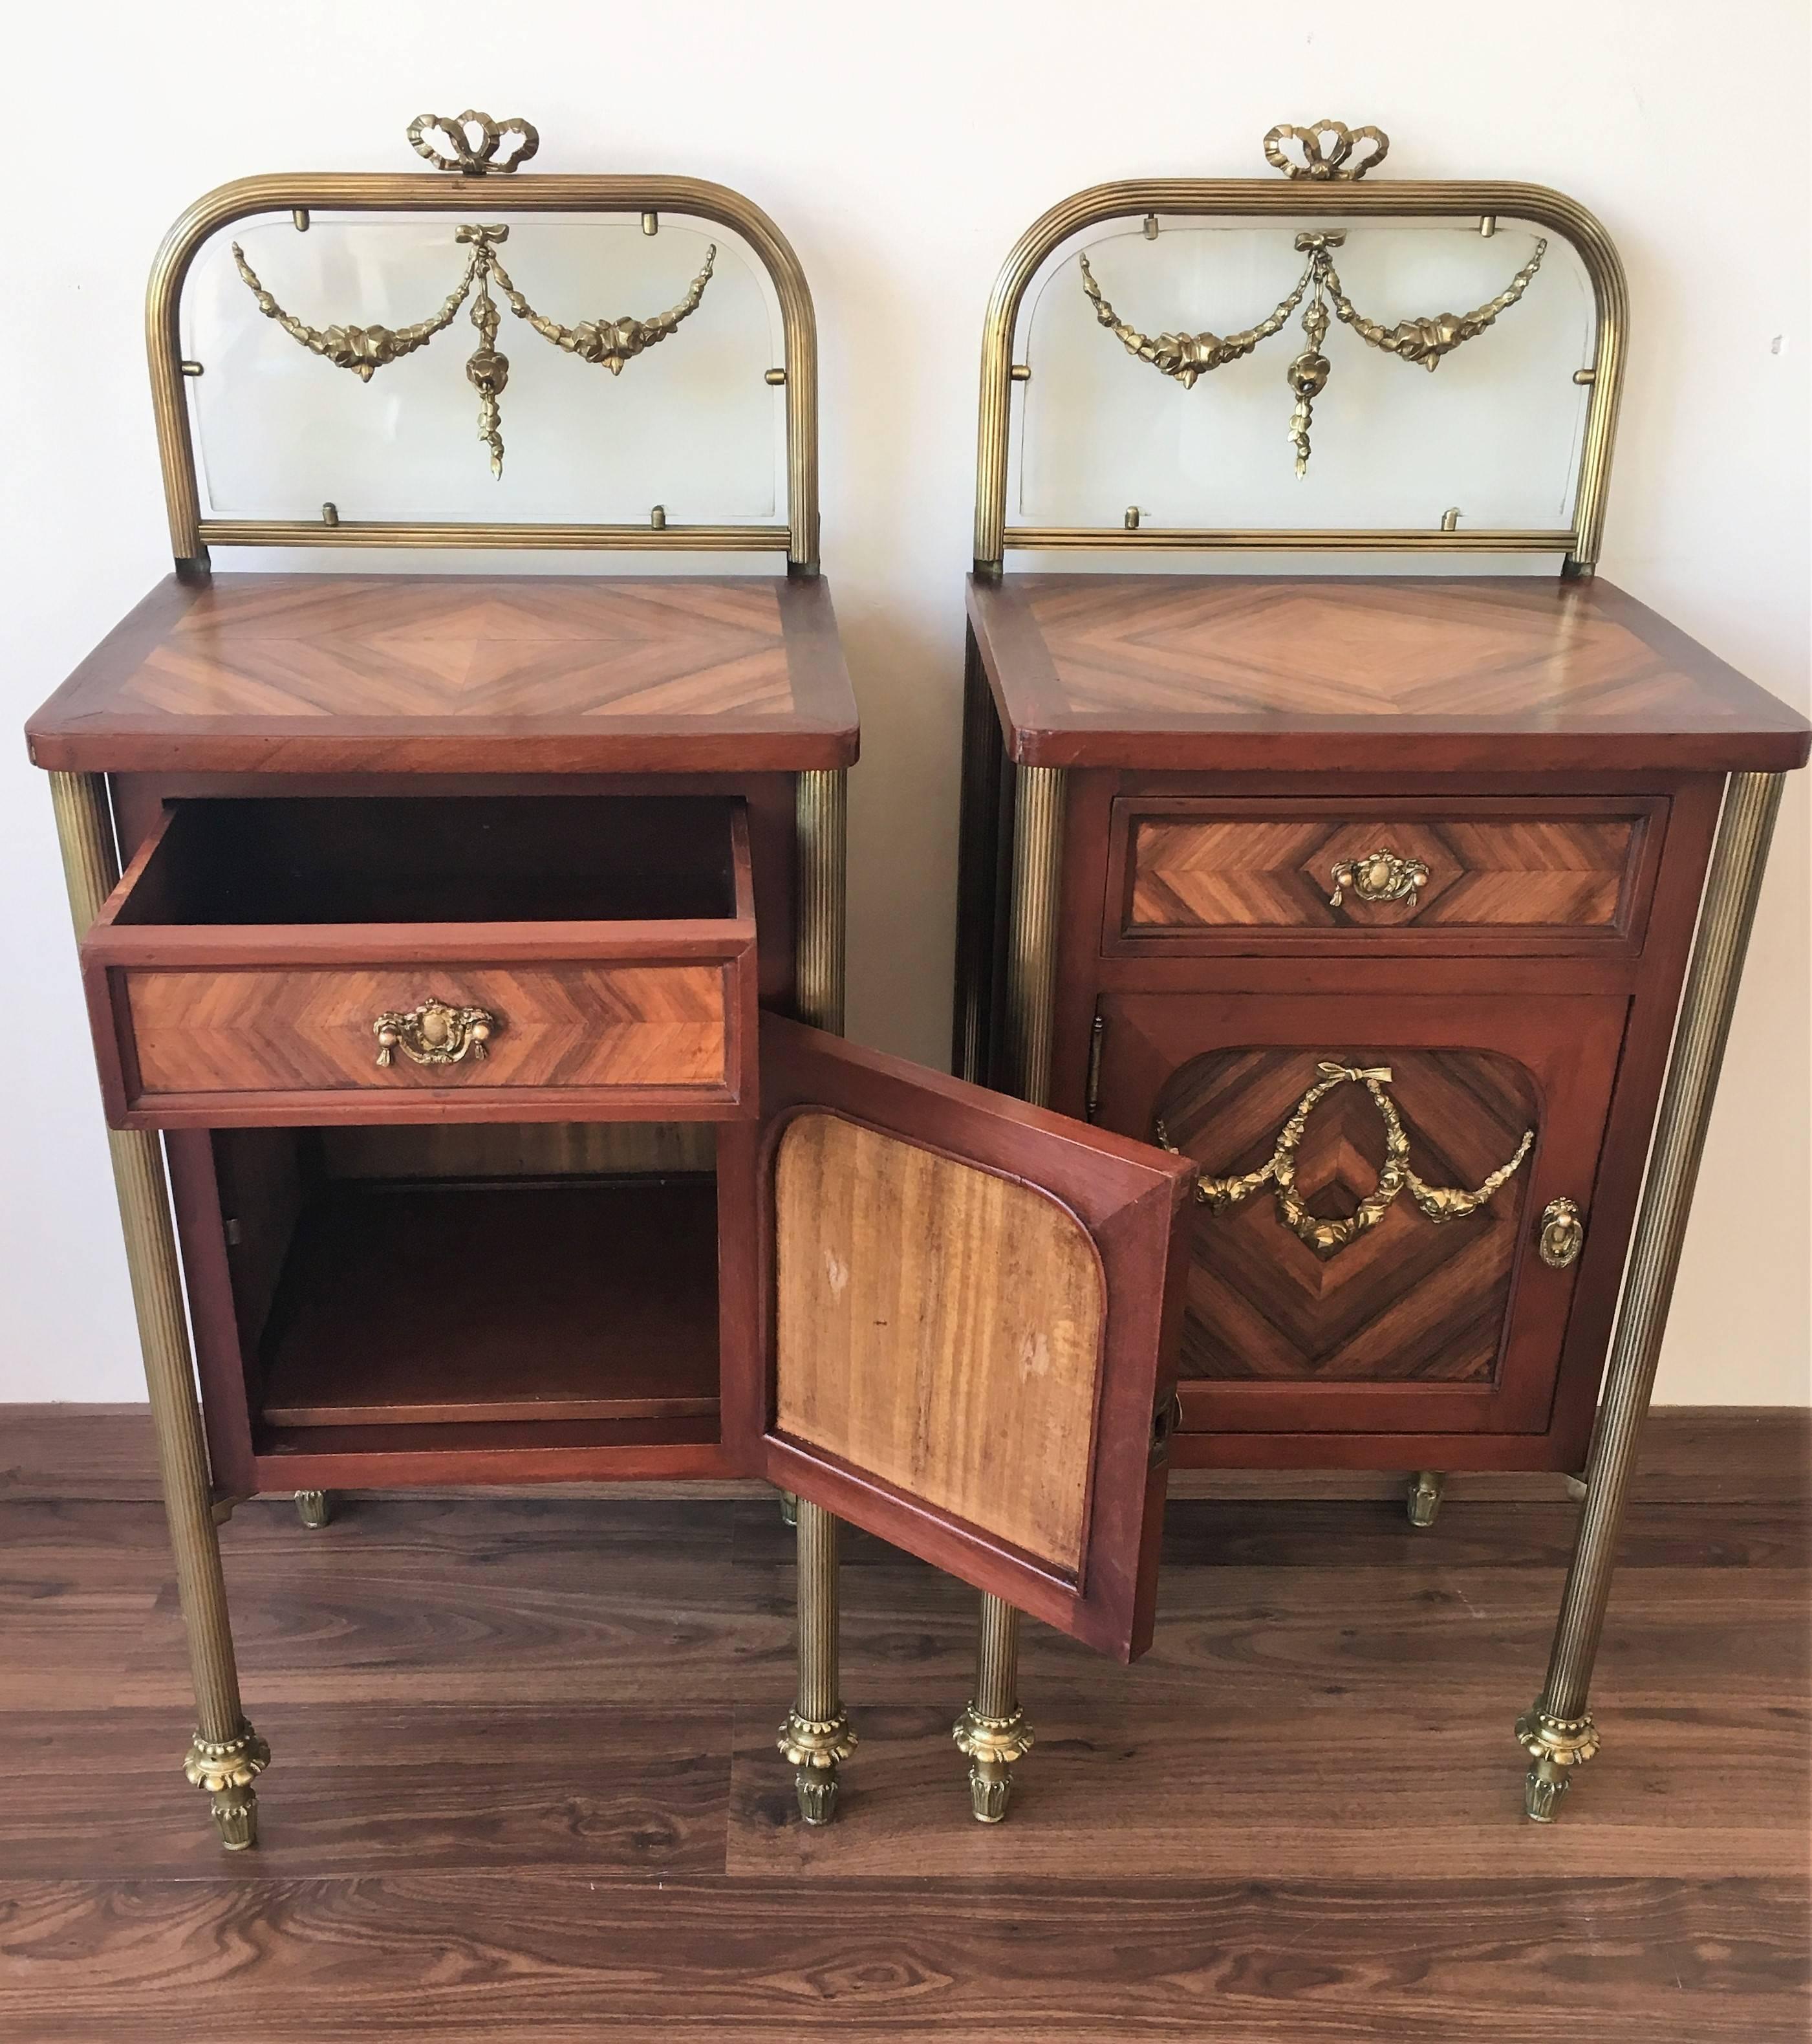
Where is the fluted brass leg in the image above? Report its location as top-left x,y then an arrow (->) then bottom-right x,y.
50,772 -> 268,1851
294,1490 -> 332,1529
777,1490 -> 799,1529
780,775 -> 853,1821
793,769 -> 846,1038
952,766 -> 1066,1822
1407,1470 -> 1446,1528
1517,772 -> 1784,1822
778,1497 -> 856,1823
954,1593 -> 1033,1822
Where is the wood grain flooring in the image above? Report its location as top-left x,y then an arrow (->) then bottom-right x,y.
0,1406 -> 1806,2041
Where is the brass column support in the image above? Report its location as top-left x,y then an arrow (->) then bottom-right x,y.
294,1490 -> 332,1528
777,768 -> 855,1820
954,762 -> 1067,1817
779,1497 -> 856,1823
1407,1470 -> 1446,1528
952,627 -> 1008,1085
795,769 -> 846,1036
1002,765 -> 1066,1107
1517,771 -> 1785,1821
954,1593 -> 1033,1821
48,772 -> 268,1851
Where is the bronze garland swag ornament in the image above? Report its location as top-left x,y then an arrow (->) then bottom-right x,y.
230,113 -> 717,476
1157,1061 -> 1535,1260
1079,120 -> 1546,473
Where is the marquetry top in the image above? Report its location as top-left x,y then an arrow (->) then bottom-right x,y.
966,576 -> 1809,775
27,573 -> 859,775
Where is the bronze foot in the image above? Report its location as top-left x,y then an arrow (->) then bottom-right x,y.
779,1710 -> 858,1825
1515,1706 -> 1600,1822
1407,1470 -> 1445,1528
952,1702 -> 1034,1823
184,1725 -> 271,1850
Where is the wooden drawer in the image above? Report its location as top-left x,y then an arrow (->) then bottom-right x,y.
1106,796 -> 1665,955
81,794 -> 759,1128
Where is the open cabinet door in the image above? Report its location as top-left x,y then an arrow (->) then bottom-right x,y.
722,1014 -> 1195,1662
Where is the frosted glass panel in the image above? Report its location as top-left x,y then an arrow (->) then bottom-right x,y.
185,213 -> 784,521
1016,218 -> 1593,531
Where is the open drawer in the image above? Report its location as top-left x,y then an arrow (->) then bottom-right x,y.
81,794 -> 759,1128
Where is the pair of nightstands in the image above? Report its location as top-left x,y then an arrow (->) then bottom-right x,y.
27,114 -> 1807,1847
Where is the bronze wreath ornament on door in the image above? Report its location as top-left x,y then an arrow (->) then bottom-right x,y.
1156,1060 -> 1534,1259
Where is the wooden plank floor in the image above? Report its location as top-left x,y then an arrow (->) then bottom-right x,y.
0,1409 -> 1806,2042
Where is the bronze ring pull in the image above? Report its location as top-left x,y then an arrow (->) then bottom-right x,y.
1538,1197 -> 1586,1268
373,997 -> 497,1069
1327,848 -> 1430,912
1156,1060 -> 1535,1262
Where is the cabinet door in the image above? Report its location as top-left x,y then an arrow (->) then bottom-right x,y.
1092,993 -> 1626,1442
722,1015 -> 1194,1662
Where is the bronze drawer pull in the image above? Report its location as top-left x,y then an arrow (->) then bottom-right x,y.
1538,1197 -> 1585,1268
1328,847 -> 1430,911
1156,1060 -> 1534,1261
372,997 -> 497,1068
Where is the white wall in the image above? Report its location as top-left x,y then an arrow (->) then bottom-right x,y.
6,0 -> 1806,1404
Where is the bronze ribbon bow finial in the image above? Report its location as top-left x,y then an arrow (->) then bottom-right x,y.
405,110 -> 541,175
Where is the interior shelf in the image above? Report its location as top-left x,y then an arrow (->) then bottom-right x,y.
256,1175 -> 720,1430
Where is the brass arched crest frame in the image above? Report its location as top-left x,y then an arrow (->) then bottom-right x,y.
147,124 -> 821,578
972,150 -> 1628,577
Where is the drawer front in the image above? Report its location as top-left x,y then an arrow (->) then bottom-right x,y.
1109,798 -> 1662,951
97,959 -> 749,1126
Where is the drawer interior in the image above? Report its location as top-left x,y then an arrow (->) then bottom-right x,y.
116,795 -> 742,928
213,1120 -> 722,1455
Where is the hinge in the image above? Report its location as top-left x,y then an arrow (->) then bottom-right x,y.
1149,1390 -> 1182,1464
1085,1012 -> 1105,1122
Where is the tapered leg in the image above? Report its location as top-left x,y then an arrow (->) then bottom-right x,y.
954,1593 -> 1034,1822
1407,1470 -> 1446,1528
949,766 -> 1068,1818
294,1490 -> 332,1528
960,763 -> 1070,1818
50,772 -> 268,1849
776,773 -> 855,1823
778,1498 -> 856,1823
1518,772 -> 1784,1821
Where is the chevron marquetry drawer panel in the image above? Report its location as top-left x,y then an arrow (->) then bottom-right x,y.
1108,797 -> 1663,952
105,961 -> 745,1126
